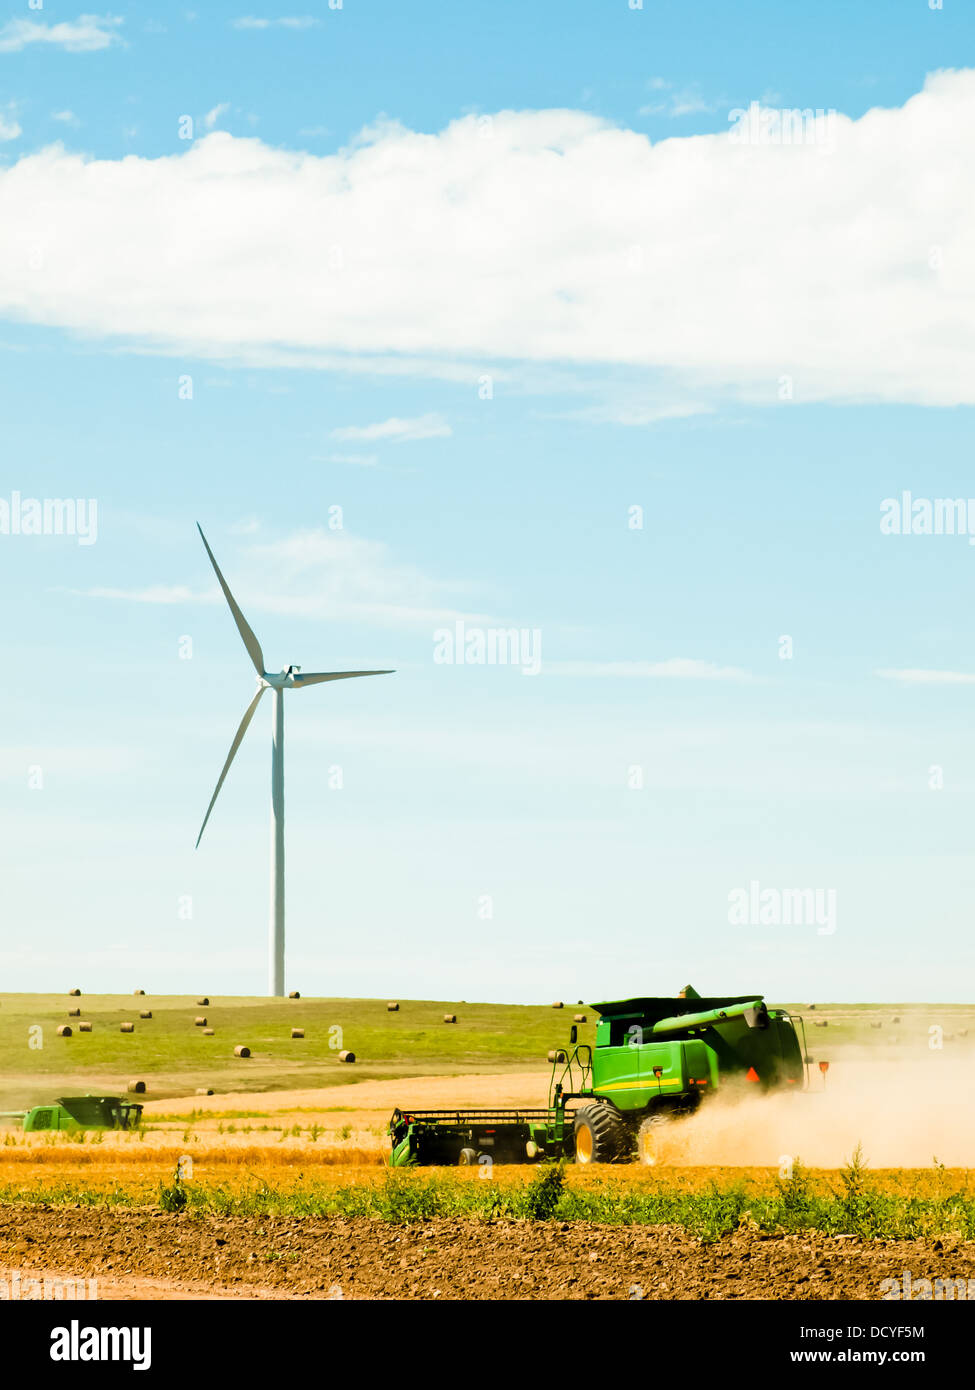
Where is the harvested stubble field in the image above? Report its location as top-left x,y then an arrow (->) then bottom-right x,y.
1,1151 -> 972,1212
2,995 -> 974,1299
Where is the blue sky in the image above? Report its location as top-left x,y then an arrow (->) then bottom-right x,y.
1,1 -> 974,1002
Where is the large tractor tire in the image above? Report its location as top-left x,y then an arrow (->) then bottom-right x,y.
636,1112 -> 672,1167
573,1102 -> 630,1164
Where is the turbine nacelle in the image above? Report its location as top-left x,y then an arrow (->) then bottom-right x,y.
262,666 -> 301,690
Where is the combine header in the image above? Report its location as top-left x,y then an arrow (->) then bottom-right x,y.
389,985 -> 810,1166
0,1096 -> 144,1133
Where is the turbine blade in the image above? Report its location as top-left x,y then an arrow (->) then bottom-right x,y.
197,523 -> 265,677
291,669 -> 395,688
195,686 -> 266,848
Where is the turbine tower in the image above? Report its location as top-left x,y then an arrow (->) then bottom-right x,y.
194,523 -> 393,996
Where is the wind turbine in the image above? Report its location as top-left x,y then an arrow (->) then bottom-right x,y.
194,523 -> 393,996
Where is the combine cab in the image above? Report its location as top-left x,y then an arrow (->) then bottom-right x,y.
571,987 -> 806,1164
388,985 -> 810,1166
1,1096 -> 145,1133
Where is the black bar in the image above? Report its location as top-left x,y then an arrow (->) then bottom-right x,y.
8,1295 -> 965,1376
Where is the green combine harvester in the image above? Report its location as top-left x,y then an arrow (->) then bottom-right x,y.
388,985 -> 810,1166
0,1096 -> 144,1133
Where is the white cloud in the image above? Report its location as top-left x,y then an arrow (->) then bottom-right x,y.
0,13 -> 123,54
77,528 -> 494,629
876,668 -> 975,685
232,16 -> 319,29
0,107 -> 20,142
239,530 -> 491,627
0,71 -> 974,405
554,399 -> 712,426
203,102 -> 230,131
51,110 -> 81,127
639,80 -> 719,118
330,413 -> 451,443
544,659 -> 755,681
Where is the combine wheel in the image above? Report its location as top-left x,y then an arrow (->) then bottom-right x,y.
458,1147 -> 478,1166
573,1102 -> 629,1164
636,1113 -> 671,1167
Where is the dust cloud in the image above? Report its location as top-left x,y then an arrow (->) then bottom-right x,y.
658,1057 -> 975,1169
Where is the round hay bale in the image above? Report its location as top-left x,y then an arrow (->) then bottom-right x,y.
133,989 -> 145,996
196,1088 -> 214,1096
68,1008 -> 81,1017
68,989 -> 81,997
233,1044 -> 250,1058
197,997 -> 209,1006
78,1021 -> 92,1032
547,1049 -> 567,1063
337,1050 -> 356,1063
443,1013 -> 457,1023
573,1014 -> 587,1023
386,1002 -> 400,1012
551,1001 -> 564,1009
127,1080 -> 146,1094
291,1027 -> 304,1039
140,1010 -> 152,1019
288,990 -> 301,999
56,1024 -> 72,1037
194,1016 -> 207,1027
120,1022 -> 135,1034
202,1028 -> 215,1036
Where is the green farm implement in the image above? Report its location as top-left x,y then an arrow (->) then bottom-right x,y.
387,1108 -> 573,1167
0,1096 -> 144,1133
388,985 -> 810,1167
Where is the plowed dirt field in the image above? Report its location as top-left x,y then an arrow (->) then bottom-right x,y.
2,1205 -> 972,1300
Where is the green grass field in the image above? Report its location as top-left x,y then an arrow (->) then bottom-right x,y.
0,992 -> 599,1107
1,992 -> 971,1110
